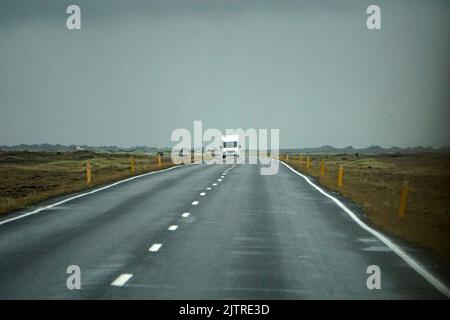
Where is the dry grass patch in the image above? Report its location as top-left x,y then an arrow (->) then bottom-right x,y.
285,153 -> 450,262
0,151 -> 175,215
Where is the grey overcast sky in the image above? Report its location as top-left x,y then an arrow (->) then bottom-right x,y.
0,0 -> 448,148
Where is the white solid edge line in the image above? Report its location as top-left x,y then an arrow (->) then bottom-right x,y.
111,273 -> 133,287
149,243 -> 162,252
279,160 -> 450,298
0,161 -> 202,227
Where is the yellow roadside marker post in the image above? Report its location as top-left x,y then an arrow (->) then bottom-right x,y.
86,160 -> 92,184
320,159 -> 325,177
158,153 -> 162,166
398,180 -> 409,218
130,156 -> 135,174
286,154 -> 289,161
306,156 -> 310,169
300,154 -> 303,166
337,165 -> 344,188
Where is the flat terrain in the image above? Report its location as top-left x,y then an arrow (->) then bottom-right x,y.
285,153 -> 450,262
0,151 -> 173,215
0,158 -> 448,299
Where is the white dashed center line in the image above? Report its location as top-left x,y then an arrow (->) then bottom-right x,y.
200,192 -> 206,196
168,225 -> 178,231
218,179 -> 222,182
111,274 -> 133,287
212,183 -> 217,186
182,212 -> 190,218
192,201 -> 199,205
149,243 -> 162,252
206,187 -> 211,190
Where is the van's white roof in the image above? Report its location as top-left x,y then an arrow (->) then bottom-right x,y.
221,135 -> 239,142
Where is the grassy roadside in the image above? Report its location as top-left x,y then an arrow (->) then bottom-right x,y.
0,150 -> 175,215
284,153 -> 450,263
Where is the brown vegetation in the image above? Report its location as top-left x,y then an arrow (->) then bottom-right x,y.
285,153 -> 450,262
0,151 -> 174,215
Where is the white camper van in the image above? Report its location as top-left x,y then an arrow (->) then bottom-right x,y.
221,135 -> 240,159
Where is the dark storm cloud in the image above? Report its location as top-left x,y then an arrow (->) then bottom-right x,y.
0,0 -> 449,148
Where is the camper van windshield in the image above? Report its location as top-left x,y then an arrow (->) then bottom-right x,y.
224,141 -> 237,148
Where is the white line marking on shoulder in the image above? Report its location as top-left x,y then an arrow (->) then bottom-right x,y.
111,274 -> 133,287
279,160 -> 450,298
0,162 -> 202,227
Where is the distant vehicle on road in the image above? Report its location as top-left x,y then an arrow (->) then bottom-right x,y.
221,135 -> 240,159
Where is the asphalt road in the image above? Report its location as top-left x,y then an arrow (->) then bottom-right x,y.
0,158 -> 448,299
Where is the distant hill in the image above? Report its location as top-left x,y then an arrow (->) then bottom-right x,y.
1,144 -> 449,155
284,145 -> 450,154
0,144 -> 167,154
